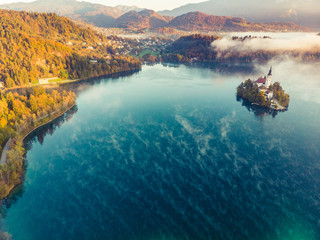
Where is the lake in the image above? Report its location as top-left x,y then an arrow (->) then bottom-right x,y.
1,63 -> 320,240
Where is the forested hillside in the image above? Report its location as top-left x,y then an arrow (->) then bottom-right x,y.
113,10 -> 170,29
0,10 -> 141,87
164,34 -> 220,61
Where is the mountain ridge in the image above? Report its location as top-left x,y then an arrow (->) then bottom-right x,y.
0,0 -> 125,28
113,9 -> 170,29
159,0 -> 320,30
0,0 -> 311,31
112,10 -> 309,32
167,11 -> 309,32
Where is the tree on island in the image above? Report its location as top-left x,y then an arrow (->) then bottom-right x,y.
237,79 -> 290,109
237,79 -> 271,107
268,82 -> 290,108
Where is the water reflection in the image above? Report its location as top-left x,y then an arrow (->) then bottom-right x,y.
62,70 -> 140,95
24,106 -> 78,150
11,70 -> 141,96
236,95 -> 279,118
0,69 -> 139,214
2,64 -> 320,240
162,62 -> 256,75
0,106 -> 78,215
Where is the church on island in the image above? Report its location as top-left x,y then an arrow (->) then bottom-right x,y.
254,67 -> 273,100
237,66 -> 289,110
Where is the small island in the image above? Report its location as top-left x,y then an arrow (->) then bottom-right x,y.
237,67 -> 290,110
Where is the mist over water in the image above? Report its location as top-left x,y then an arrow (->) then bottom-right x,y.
1,63 -> 320,240
212,32 -> 320,52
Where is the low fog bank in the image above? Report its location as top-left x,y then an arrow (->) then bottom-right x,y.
210,32 -> 320,105
255,59 -> 320,105
212,32 -> 320,52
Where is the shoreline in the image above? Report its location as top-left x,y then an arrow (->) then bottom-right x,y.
21,104 -> 76,142
0,103 -> 76,201
239,96 -> 288,112
0,68 -> 139,165
4,67 -> 141,92
252,102 -> 287,111
0,66 -> 140,200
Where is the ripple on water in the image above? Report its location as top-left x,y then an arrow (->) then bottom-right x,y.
2,64 -> 320,240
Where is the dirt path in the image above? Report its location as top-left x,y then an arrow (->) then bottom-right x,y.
273,99 -> 286,110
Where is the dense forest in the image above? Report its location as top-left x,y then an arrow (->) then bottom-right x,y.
269,82 -> 290,108
0,10 -> 141,87
162,34 -> 220,63
0,87 -> 76,199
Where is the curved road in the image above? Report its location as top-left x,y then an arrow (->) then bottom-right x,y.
0,138 -> 11,165
0,104 -> 75,166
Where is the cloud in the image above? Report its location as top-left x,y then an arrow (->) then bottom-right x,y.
211,33 -> 320,53
259,58 -> 320,105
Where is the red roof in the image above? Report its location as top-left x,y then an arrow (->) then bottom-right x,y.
261,86 -> 267,90
255,77 -> 266,84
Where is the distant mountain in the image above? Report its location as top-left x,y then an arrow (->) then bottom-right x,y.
112,10 -> 308,32
159,0 -> 320,29
168,12 -> 245,31
114,5 -> 144,13
162,15 -> 175,22
113,10 -> 170,29
0,0 -> 311,31
0,0 -> 125,28
167,12 -> 309,32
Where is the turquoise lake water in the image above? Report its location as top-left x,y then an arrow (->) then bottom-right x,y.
1,63 -> 320,240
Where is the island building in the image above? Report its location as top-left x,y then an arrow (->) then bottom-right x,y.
254,67 -> 273,100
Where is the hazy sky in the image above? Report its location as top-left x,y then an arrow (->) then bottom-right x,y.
0,0 -> 207,10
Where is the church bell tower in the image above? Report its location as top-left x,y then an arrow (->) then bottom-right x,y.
266,67 -> 272,88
